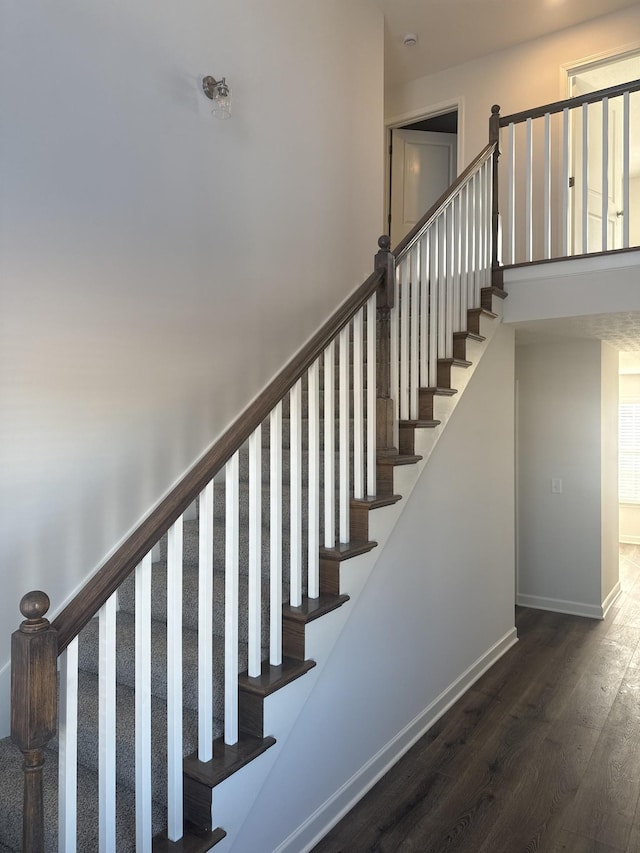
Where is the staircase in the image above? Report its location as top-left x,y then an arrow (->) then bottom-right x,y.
2,141 -> 502,851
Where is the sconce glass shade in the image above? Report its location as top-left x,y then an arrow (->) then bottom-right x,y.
203,76 -> 232,120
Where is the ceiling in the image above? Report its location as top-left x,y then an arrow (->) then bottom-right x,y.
379,0 -> 640,87
513,312 -> 640,352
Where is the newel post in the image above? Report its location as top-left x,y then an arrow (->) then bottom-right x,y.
11,591 -> 58,853
374,235 -> 396,455
489,104 -> 503,288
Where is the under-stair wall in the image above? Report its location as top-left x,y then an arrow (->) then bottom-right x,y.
211,323 -> 516,853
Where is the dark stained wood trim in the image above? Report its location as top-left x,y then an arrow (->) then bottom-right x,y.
393,144 -> 496,260
52,268 -> 384,653
183,734 -> 276,790
503,244 -> 640,270
152,825 -> 226,852
500,77 -> 640,126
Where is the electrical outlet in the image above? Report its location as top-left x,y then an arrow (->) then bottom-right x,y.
551,477 -> 563,494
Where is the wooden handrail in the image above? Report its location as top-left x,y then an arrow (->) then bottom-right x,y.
392,143 -> 496,260
500,77 -> 640,126
52,267 -> 385,653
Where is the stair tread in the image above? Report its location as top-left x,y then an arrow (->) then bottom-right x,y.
419,386 -> 458,396
153,825 -> 226,852
350,494 -> 403,509
184,734 -> 277,790
453,330 -> 485,341
319,540 -> 378,560
238,657 -> 316,697
283,593 -> 350,624
438,357 -> 472,368
376,453 -> 422,466
400,419 -> 441,429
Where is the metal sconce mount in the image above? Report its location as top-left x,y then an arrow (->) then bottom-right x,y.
202,75 -> 232,120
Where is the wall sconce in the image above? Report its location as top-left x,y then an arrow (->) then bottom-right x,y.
202,76 -> 232,120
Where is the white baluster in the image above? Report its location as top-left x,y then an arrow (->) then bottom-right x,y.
308,360 -> 320,598
224,452 -> 239,745
445,205 -> 454,357
399,256 -> 410,421
543,112 -> 551,259
339,325 -> 350,543
390,267 -> 400,449
487,158 -> 493,282
135,553 -> 153,850
248,426 -> 262,677
601,98 -> 609,253
410,246 -> 420,419
468,175 -> 480,308
623,91 -> 630,249
419,232 -> 429,388
508,123 -> 515,264
353,311 -> 364,501
167,517 -> 183,841
99,593 -> 117,853
473,173 -> 482,305
198,483 -> 214,761
582,102 -> 589,253
525,117 -> 533,262
59,637 -> 78,853
452,193 -> 462,332
428,221 -> 439,388
290,379 -> 303,604
270,402 -> 283,664
324,342 -> 336,548
438,211 -> 447,360
562,108 -> 570,256
366,295 -> 376,497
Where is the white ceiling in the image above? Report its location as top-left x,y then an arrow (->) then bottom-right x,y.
513,312 -> 640,351
379,0 -> 640,87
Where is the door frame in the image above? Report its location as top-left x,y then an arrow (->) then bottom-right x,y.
384,97 -> 465,242
561,44 -> 640,254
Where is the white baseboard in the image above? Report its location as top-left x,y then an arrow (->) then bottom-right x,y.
517,592 -> 608,620
275,627 -> 518,853
601,582 -> 622,619
620,535 -> 640,545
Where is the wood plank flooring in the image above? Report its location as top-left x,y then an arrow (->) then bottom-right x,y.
312,545 -> 640,853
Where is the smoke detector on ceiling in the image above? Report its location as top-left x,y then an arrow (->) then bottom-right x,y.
403,33 -> 418,47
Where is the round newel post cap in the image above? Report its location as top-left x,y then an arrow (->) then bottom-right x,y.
19,591 -> 51,632
378,235 -> 391,252
491,104 -> 501,115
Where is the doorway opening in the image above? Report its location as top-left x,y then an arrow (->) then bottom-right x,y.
564,49 -> 640,254
387,109 -> 458,248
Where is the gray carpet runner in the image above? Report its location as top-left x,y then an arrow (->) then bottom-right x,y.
0,344 -> 371,850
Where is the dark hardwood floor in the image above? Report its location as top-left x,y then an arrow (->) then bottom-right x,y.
312,545 -> 640,853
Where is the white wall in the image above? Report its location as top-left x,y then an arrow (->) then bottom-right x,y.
227,324 -> 516,852
619,371 -> 640,543
0,0 -> 384,735
385,6 -> 640,169
601,342 -> 620,604
516,339 -> 619,617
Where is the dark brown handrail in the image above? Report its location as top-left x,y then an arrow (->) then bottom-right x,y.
52,267 -> 384,653
392,143 -> 496,260
500,77 -> 640,126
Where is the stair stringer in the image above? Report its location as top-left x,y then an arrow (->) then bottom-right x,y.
208,306 -> 508,850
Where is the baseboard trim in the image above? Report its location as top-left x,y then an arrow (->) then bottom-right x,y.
620,535 -> 640,545
601,582 -> 622,619
517,592 -> 606,620
275,626 -> 518,853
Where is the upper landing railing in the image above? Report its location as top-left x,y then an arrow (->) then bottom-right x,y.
495,77 -> 640,266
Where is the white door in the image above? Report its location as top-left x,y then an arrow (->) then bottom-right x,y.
568,51 -> 640,254
390,129 -> 457,248
572,85 -> 624,254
